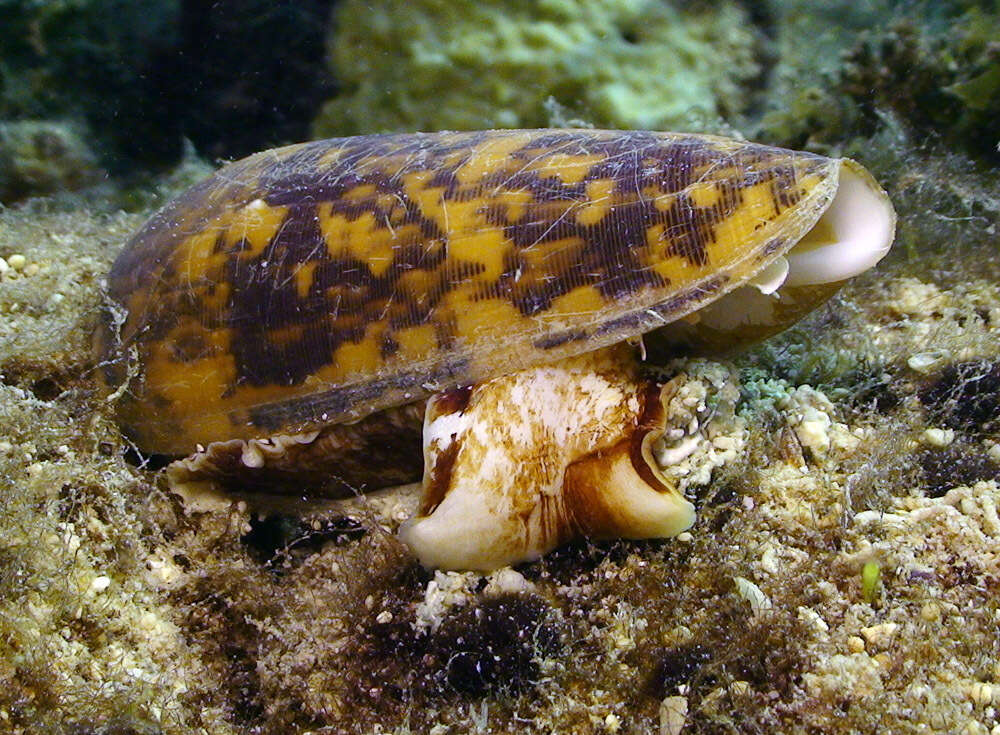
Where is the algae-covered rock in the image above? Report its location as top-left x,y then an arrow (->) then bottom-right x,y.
756,0 -> 899,148
837,9 -> 1000,161
0,204 -> 237,734
315,0 -> 763,136
0,0 -> 183,169
0,120 -> 103,204
752,2 -> 1000,293
0,0 -> 334,170
759,3 -> 1000,163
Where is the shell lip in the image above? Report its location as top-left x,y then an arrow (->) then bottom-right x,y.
782,158 -> 896,288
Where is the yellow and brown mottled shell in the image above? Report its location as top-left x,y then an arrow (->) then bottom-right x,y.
99,129 -> 840,455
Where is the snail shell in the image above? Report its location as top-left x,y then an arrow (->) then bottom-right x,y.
98,129 -> 895,569
99,129 -> 892,454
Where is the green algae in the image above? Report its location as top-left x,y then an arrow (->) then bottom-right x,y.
862,561 -> 881,604
314,0 -> 763,137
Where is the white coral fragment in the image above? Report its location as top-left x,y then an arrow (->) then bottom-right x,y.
650,360 -> 745,491
783,385 -> 860,460
734,576 -> 772,616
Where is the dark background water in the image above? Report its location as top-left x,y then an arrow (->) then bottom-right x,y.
1,0 -> 997,186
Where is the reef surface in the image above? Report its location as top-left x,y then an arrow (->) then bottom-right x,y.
1,1 -> 998,733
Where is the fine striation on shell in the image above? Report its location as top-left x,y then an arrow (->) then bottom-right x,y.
98,129 -> 856,457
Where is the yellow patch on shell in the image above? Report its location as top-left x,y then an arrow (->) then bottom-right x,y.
98,129 -> 847,455
226,199 -> 288,259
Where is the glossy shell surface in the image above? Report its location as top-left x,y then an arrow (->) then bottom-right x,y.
100,129 -> 839,455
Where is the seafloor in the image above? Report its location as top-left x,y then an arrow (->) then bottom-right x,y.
1,1 -> 999,733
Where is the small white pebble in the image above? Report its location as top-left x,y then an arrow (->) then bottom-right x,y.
908,350 -> 950,374
734,576 -> 771,616
797,606 -> 828,633
847,635 -> 866,654
7,253 -> 26,270
922,427 -> 955,447
603,713 -> 620,732
659,696 -> 688,735
365,594 -> 376,610
24,263 -> 39,276
872,652 -> 891,668
675,531 -> 693,542
375,610 -> 393,625
0,257 -> 8,274
853,510 -> 909,527
665,626 -> 693,645
980,495 -> 1000,536
730,680 -> 751,696
90,575 -> 111,593
484,567 -> 533,596
760,546 -> 779,575
860,622 -> 898,649
969,682 -> 994,707
921,601 -> 941,622
0,441 -> 11,453
796,417 -> 831,455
